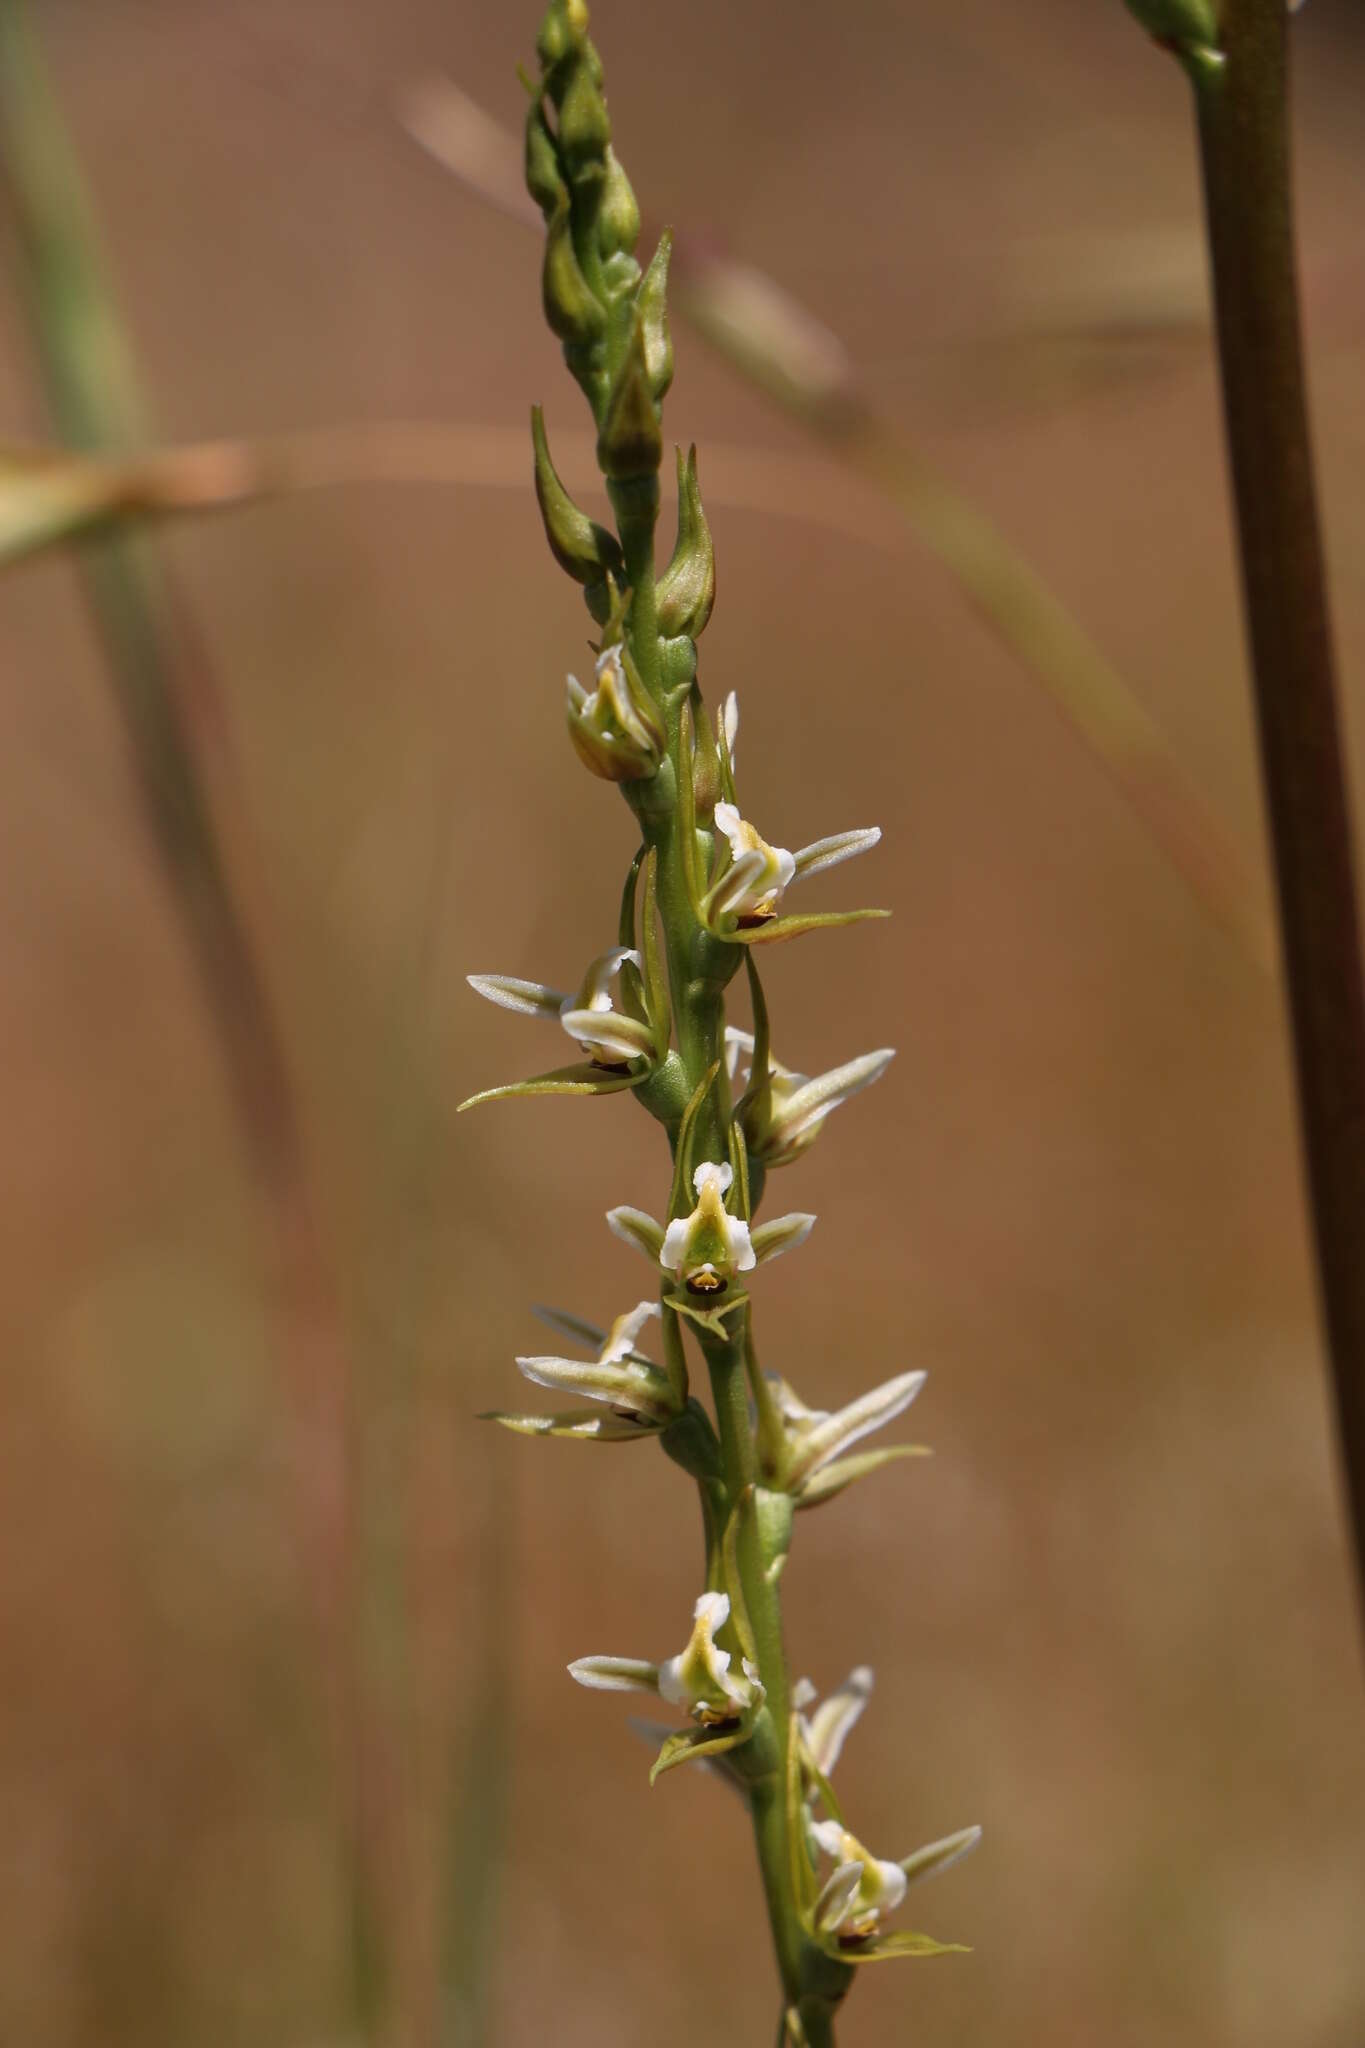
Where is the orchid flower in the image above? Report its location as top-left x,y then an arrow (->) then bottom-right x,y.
569,1590 -> 765,1780
484,1299 -> 685,1441
756,1366 -> 929,1508
565,640 -> 665,782
702,801 -> 881,930
469,945 -> 657,1068
608,1160 -> 814,1298
728,1027 -> 896,1168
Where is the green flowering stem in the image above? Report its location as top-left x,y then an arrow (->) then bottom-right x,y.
1184,1 -> 1365,1624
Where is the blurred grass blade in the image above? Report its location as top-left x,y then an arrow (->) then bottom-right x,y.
0,5 -> 388,2036
441,1475 -> 512,2048
402,73 -> 1274,979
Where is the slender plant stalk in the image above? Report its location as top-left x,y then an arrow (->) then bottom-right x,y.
1185,0 -> 1365,1624
468,8 -> 980,2040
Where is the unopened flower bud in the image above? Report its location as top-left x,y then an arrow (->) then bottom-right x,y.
524,101 -> 568,220
543,201 -> 605,346
556,58 -> 612,182
635,231 -> 674,402
531,405 -> 623,588
656,444 -> 715,640
535,0 -> 589,71
597,147 -> 641,261
566,641 -> 664,782
596,316 -> 663,479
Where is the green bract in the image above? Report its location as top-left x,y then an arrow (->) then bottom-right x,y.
462,7 -> 980,2038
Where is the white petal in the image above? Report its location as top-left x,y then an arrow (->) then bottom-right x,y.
568,1655 -> 660,1693
899,1825 -> 983,1887
811,1818 -> 847,1860
607,1205 -> 666,1264
794,1370 -> 927,1478
601,1299 -> 662,1364
724,1214 -> 757,1272
814,1861 -> 864,1935
713,800 -> 743,850
724,1026 -> 755,1084
693,1159 -> 734,1196
659,1217 -> 689,1273
791,1676 -> 817,1710
750,1212 -> 816,1265
722,691 -> 739,764
466,972 -> 565,1017
805,1666 -> 874,1777
792,826 -> 881,881
694,1590 -> 730,1631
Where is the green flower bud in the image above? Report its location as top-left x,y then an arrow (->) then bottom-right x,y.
597,146 -> 641,262
531,405 -> 623,589
656,445 -> 715,640
525,100 -> 568,220
535,0 -> 589,70
635,230 -> 673,401
595,316 -> 663,480
556,60 -> 612,183
542,201 -> 605,346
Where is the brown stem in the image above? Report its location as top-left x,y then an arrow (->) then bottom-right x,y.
1194,0 -> 1365,1628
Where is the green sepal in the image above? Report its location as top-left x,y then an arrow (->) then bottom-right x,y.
795,1443 -> 931,1509
531,405 -> 623,586
481,1406 -> 658,1443
553,47 -> 611,181
724,909 -> 891,948
823,1928 -> 969,1965
457,1061 -> 638,1112
542,200 -> 605,346
656,444 -> 716,639
618,846 -> 644,949
720,1493 -> 761,1668
635,229 -> 674,401
649,1714 -> 755,1784
596,316 -> 663,480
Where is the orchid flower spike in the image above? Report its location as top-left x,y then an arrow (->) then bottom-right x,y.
484,1299 -> 684,1442
609,1161 -> 815,1297
728,1028 -> 896,1169
468,943 -> 658,1068
761,1368 -> 929,1508
570,1590 -> 763,1726
702,801 -> 881,931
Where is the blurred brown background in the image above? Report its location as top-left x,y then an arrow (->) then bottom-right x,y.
3,1 -> 1364,2044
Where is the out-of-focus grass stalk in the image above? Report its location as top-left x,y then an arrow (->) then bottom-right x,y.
400,77 -> 1276,980
0,4 -> 391,2029
1188,0 -> 1365,1624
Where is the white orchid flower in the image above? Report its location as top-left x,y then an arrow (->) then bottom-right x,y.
565,641 -> 665,783
468,944 -> 656,1068
569,1590 -> 763,1727
728,1027 -> 896,1168
484,1299 -> 683,1443
609,1160 -> 815,1297
761,1368 -> 928,1507
703,801 -> 880,929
